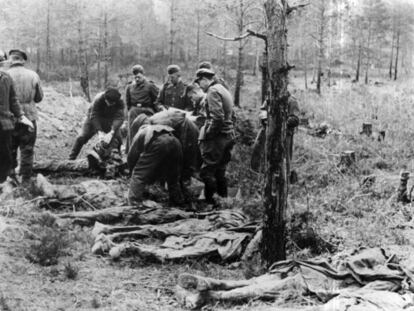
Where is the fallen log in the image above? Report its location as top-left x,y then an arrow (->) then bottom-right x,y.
33,159 -> 90,175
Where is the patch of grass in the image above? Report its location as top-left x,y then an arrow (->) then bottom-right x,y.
63,261 -> 79,280
0,294 -> 11,311
26,227 -> 69,266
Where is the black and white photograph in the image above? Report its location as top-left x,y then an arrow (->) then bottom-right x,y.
1,0 -> 414,310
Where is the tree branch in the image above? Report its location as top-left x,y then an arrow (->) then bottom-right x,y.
287,2 -> 309,15
205,31 -> 251,41
247,29 -> 267,42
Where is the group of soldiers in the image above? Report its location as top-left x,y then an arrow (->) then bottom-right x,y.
68,62 -> 236,206
0,48 -> 300,207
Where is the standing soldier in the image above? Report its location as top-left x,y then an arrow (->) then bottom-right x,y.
0,50 -> 33,183
7,49 -> 43,184
198,61 -> 229,90
69,88 -> 125,160
194,68 -> 235,205
155,65 -> 193,111
125,64 -> 159,151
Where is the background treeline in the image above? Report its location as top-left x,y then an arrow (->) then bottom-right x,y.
1,0 -> 413,99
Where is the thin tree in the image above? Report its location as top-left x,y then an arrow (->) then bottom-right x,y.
261,0 -> 290,265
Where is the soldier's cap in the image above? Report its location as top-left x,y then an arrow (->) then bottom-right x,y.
0,50 -> 7,62
198,61 -> 212,70
104,88 -> 121,102
194,68 -> 215,83
9,49 -> 28,61
167,64 -> 181,75
132,64 -> 144,75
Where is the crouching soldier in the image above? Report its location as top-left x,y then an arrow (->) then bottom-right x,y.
127,121 -> 184,206
69,88 -> 124,160
250,94 -> 299,176
194,68 -> 235,205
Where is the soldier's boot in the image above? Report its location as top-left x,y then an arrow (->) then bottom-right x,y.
168,182 -> 185,207
215,170 -> 228,198
128,177 -> 145,206
69,138 -> 86,160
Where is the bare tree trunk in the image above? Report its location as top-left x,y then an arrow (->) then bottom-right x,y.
394,29 -> 400,81
46,0 -> 52,80
355,43 -> 361,82
36,48 -> 41,73
261,50 -> 269,103
304,49 -> 308,89
316,0 -> 326,95
169,0 -> 175,64
364,25 -> 372,85
389,29 -> 395,79
234,0 -> 245,108
196,2 -> 201,63
77,1 -> 91,102
103,11 -> 109,88
261,0 -> 289,265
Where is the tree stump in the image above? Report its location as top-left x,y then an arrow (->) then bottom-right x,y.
377,130 -> 386,142
361,123 -> 372,137
338,150 -> 356,169
397,171 -> 410,203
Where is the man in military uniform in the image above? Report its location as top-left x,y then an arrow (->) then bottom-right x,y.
128,121 -> 184,206
155,65 -> 193,111
69,88 -> 125,160
0,50 -> 33,183
125,64 -> 159,151
195,68 -> 235,205
198,61 -> 229,90
7,49 -> 43,184
250,94 -> 300,178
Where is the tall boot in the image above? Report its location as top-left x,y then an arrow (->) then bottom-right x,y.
215,169 -> 228,197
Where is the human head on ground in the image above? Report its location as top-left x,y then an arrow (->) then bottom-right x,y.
9,49 -> 27,65
104,88 -> 121,106
194,68 -> 215,92
132,64 -> 145,84
167,64 -> 181,85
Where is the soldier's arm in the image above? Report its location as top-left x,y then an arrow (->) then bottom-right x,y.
111,100 -> 126,131
33,73 -> 44,103
206,89 -> 225,135
9,79 -> 24,118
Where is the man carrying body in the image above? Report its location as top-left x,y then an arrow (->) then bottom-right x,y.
195,68 -> 235,205
127,119 -> 184,206
69,88 -> 125,160
155,65 -> 192,111
125,64 -> 159,151
7,49 -> 43,184
0,50 -> 33,183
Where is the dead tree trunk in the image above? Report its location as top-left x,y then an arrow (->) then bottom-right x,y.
394,29 -> 400,81
169,0 -> 176,64
261,0 -> 289,265
364,25 -> 372,85
234,0 -> 245,108
389,28 -> 395,80
103,11 -> 109,87
261,50 -> 269,104
77,1 -> 91,102
45,0 -> 51,80
355,43 -> 362,82
316,0 -> 326,95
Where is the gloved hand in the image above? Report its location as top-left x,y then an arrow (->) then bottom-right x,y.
18,115 -> 34,131
287,116 -> 299,129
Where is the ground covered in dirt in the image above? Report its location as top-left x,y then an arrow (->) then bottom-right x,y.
2,76 -> 414,310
